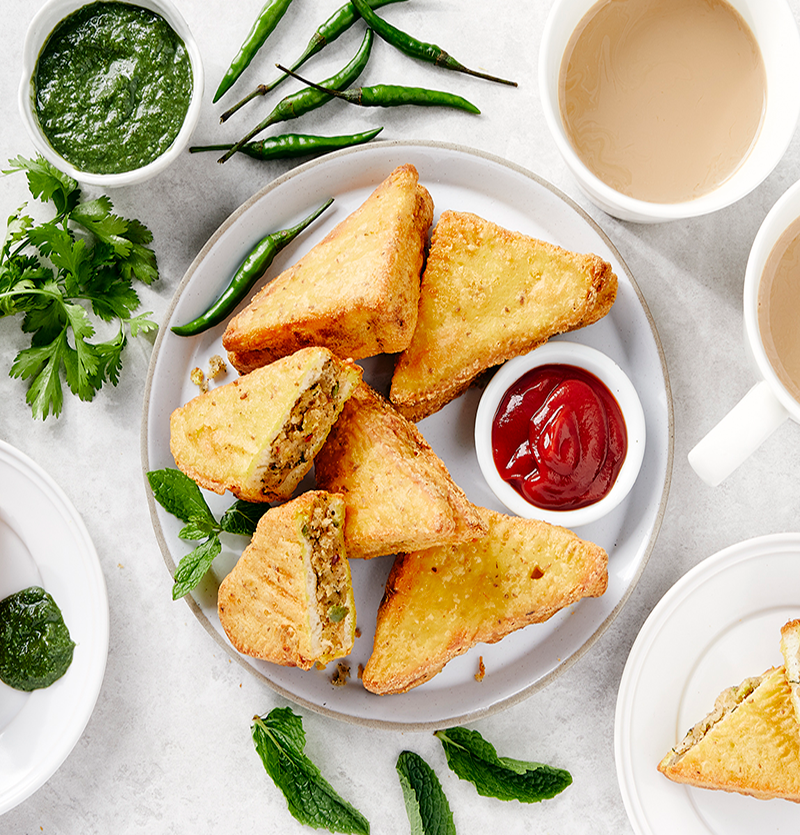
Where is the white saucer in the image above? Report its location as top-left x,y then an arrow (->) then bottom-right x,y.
615,533 -> 800,834
0,441 -> 109,815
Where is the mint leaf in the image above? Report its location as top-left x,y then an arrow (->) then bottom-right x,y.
434,727 -> 571,803
251,708 -> 370,834
172,536 -> 222,600
146,468 -> 217,526
396,751 -> 455,835
220,500 -> 269,536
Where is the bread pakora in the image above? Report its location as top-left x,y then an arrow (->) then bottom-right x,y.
658,666 -> 800,802
390,210 -> 618,421
362,506 -> 608,694
780,619 -> 800,726
222,164 -> 434,374
314,381 -> 486,559
170,346 -> 362,502
217,491 -> 356,670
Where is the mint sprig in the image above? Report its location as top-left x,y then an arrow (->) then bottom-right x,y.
251,707 -> 370,834
146,467 -> 269,599
434,727 -> 572,803
396,751 -> 456,835
1,154 -> 159,418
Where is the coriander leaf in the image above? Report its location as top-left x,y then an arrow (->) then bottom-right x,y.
220,500 -> 270,536
396,751 -> 456,835
10,331 -> 68,419
3,155 -> 78,216
172,536 -> 221,600
70,197 -> 133,258
128,311 -> 158,338
146,468 -> 217,526
434,727 -> 572,803
251,708 -> 370,834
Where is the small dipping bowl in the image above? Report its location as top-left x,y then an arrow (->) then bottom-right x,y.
475,342 -> 646,527
538,0 -> 800,223
18,0 -> 204,188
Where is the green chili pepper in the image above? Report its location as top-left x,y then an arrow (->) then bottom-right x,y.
277,65 -> 481,114
214,0 -> 295,103
190,127 -> 383,160
349,0 -> 517,87
219,28 -> 374,164
171,198 -> 334,337
221,0 -> 408,122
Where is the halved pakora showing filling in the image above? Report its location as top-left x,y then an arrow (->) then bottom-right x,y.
217,490 -> 356,670
169,346 -> 361,502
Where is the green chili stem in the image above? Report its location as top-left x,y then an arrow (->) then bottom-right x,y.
220,0 -> 408,122
349,0 -> 517,87
219,28 -> 374,163
171,198 -> 334,336
276,65 -> 481,114
214,0 -> 295,103
189,128 -> 383,160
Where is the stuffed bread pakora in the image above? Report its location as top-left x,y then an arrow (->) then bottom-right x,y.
170,346 -> 361,502
362,506 -> 608,695
314,381 -> 486,559
217,490 -> 356,670
222,164 -> 434,373
390,210 -> 618,421
658,666 -> 800,802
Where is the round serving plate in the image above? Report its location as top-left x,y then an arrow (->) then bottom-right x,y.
142,139 -> 673,730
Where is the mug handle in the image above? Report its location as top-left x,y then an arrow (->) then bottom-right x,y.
688,380 -> 790,486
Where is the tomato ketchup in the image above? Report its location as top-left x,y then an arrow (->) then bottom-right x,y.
491,363 -> 627,511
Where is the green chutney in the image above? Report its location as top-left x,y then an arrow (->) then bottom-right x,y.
0,586 -> 75,692
34,1 -> 193,174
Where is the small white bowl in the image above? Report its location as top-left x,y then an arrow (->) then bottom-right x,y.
475,342 -> 646,527
538,0 -> 800,223
18,0 -> 204,188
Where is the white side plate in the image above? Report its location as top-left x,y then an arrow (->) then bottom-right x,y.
0,440 -> 109,815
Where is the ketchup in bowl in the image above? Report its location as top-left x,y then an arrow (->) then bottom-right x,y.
491,363 -> 627,511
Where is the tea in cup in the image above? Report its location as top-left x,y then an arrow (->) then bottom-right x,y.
689,179 -> 800,485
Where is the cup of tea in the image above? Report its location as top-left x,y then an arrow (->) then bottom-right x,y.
688,179 -> 800,485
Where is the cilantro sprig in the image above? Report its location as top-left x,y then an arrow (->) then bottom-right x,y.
146,467 -> 269,599
1,154 -> 159,419
251,707 -> 370,834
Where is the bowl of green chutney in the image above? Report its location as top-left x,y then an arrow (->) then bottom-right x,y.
19,0 -> 204,187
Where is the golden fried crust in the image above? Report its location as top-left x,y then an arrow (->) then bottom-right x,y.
217,491 -> 355,670
222,164 -> 434,373
658,667 -> 800,802
390,210 -> 618,421
314,381 -> 486,559
169,347 -> 362,502
361,506 -> 608,694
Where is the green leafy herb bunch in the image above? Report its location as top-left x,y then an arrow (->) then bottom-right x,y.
0,155 -> 160,419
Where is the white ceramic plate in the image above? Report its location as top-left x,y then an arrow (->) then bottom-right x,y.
141,140 -> 673,730
615,533 -> 800,835
0,440 -> 108,815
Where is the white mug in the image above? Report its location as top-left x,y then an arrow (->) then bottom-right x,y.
688,179 -> 800,486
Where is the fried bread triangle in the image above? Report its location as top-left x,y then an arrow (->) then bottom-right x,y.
658,666 -> 800,802
361,505 -> 608,694
222,164 -> 434,373
314,381 -> 486,559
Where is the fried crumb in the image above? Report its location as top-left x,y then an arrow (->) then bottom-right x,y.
208,354 -> 227,379
475,655 -> 486,682
190,366 -> 207,392
331,662 -> 351,687
355,626 -> 362,639
357,663 -> 364,680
